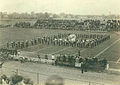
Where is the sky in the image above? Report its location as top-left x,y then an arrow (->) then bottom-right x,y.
0,0 -> 120,15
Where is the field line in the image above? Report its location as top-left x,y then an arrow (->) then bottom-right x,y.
94,38 -> 120,58
35,46 -> 53,52
116,57 -> 120,64
50,47 -> 71,54
108,68 -> 120,72
108,61 -> 120,64
80,49 -> 86,52
38,47 -> 86,56
73,49 -> 86,55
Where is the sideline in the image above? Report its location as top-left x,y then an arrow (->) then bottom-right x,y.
50,47 -> 71,54
36,46 -> 53,52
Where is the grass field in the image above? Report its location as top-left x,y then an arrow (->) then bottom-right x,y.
0,27 -> 120,70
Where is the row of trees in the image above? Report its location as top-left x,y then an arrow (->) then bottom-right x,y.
0,12 -> 51,19
1,12 -> 120,19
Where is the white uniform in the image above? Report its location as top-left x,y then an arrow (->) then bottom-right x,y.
52,55 -> 55,60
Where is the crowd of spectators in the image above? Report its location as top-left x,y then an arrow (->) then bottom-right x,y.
0,24 -> 11,28
12,19 -> 120,31
33,19 -> 120,31
14,22 -> 31,28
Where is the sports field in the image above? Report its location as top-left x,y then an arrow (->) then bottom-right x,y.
0,28 -> 120,71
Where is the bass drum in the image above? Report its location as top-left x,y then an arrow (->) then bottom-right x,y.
68,34 -> 76,42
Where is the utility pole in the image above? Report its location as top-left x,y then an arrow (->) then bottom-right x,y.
16,69 -> 18,75
89,82 -> 90,85
78,49 -> 81,56
0,68 -> 3,75
37,73 -> 39,84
